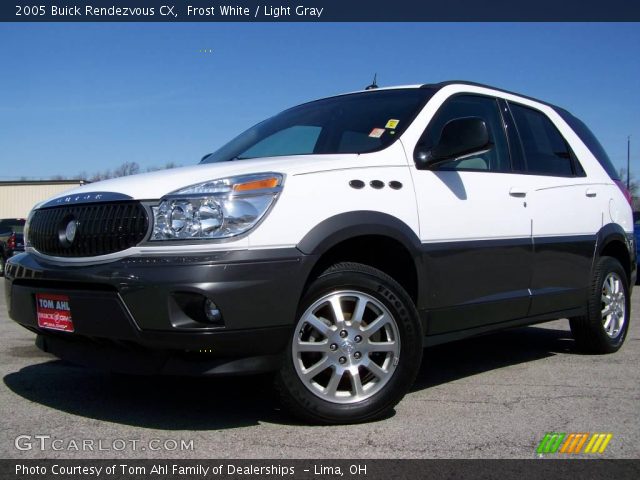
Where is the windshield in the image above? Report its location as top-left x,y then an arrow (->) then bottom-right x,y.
201,88 -> 435,163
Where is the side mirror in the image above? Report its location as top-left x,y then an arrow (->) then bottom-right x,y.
415,117 -> 491,169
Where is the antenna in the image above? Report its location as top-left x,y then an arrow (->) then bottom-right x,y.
365,73 -> 378,90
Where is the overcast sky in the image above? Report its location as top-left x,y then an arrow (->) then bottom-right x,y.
0,23 -> 638,179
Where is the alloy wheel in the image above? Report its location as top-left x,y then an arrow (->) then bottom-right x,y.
291,290 -> 401,404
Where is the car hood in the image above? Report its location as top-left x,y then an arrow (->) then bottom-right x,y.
44,154 -> 369,203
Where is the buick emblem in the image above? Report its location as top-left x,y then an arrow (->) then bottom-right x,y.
340,340 -> 356,355
65,219 -> 78,243
59,218 -> 78,247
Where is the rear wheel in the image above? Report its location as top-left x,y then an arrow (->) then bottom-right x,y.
570,256 -> 630,353
276,262 -> 422,424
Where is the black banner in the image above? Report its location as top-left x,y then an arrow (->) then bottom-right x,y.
2,0 -> 640,22
2,460 -> 640,480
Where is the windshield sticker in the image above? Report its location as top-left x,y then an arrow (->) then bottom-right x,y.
385,119 -> 400,129
369,128 -> 385,138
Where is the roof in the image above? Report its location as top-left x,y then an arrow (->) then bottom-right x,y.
339,80 -> 567,113
422,80 -> 565,111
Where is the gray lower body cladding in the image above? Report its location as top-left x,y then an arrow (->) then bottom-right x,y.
4,249 -> 316,375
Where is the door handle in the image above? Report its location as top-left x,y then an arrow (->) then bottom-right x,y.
509,188 -> 527,198
585,188 -> 597,198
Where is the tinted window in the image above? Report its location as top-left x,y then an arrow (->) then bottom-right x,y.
418,95 -> 510,171
497,99 -> 525,171
509,103 -> 574,176
555,108 -> 619,180
202,88 -> 435,163
0,219 -> 25,233
242,126 -> 321,158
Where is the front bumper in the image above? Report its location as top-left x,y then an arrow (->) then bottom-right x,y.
4,248 -> 316,375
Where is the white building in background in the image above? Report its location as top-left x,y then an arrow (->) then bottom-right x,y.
0,180 -> 85,218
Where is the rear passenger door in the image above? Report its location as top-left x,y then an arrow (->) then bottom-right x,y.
506,101 -> 602,315
410,94 -> 533,334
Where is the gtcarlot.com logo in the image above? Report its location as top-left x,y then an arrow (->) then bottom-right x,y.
536,432 -> 613,455
14,435 -> 194,452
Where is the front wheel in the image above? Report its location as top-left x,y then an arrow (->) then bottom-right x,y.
276,262 -> 423,424
570,256 -> 630,353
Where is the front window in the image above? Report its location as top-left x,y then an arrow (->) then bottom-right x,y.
417,94 -> 511,172
202,88 -> 435,163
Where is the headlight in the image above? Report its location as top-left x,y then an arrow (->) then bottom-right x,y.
151,172 -> 283,241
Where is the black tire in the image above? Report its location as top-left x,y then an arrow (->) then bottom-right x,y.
0,256 -> 5,277
570,256 -> 630,353
275,262 -> 423,424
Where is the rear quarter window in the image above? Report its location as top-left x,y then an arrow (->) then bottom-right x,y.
555,108 -> 619,180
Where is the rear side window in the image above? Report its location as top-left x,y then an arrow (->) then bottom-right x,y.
509,103 -> 575,176
555,109 -> 619,180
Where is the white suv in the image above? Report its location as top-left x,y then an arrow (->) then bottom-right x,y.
5,81 -> 635,424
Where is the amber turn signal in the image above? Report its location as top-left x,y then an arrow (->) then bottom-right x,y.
233,177 -> 280,192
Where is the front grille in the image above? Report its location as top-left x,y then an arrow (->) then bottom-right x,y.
30,202 -> 149,257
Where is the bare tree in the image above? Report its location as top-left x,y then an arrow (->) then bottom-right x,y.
146,161 -> 180,173
74,161 -> 179,182
112,161 -> 140,178
89,169 -> 112,182
618,168 -> 639,198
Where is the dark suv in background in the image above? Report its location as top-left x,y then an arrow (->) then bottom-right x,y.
0,218 -> 26,276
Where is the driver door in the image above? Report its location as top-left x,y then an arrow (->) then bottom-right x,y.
409,94 -> 533,334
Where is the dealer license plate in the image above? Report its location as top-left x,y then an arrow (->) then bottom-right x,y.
35,293 -> 74,332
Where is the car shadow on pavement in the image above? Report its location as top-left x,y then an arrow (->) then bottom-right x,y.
412,324 -> 576,391
3,360 -> 292,430
3,324 -> 576,430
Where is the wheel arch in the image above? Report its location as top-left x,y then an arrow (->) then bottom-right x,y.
297,211 -> 424,305
595,223 -> 635,284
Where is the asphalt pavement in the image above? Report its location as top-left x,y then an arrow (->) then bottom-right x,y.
1,278 -> 638,459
